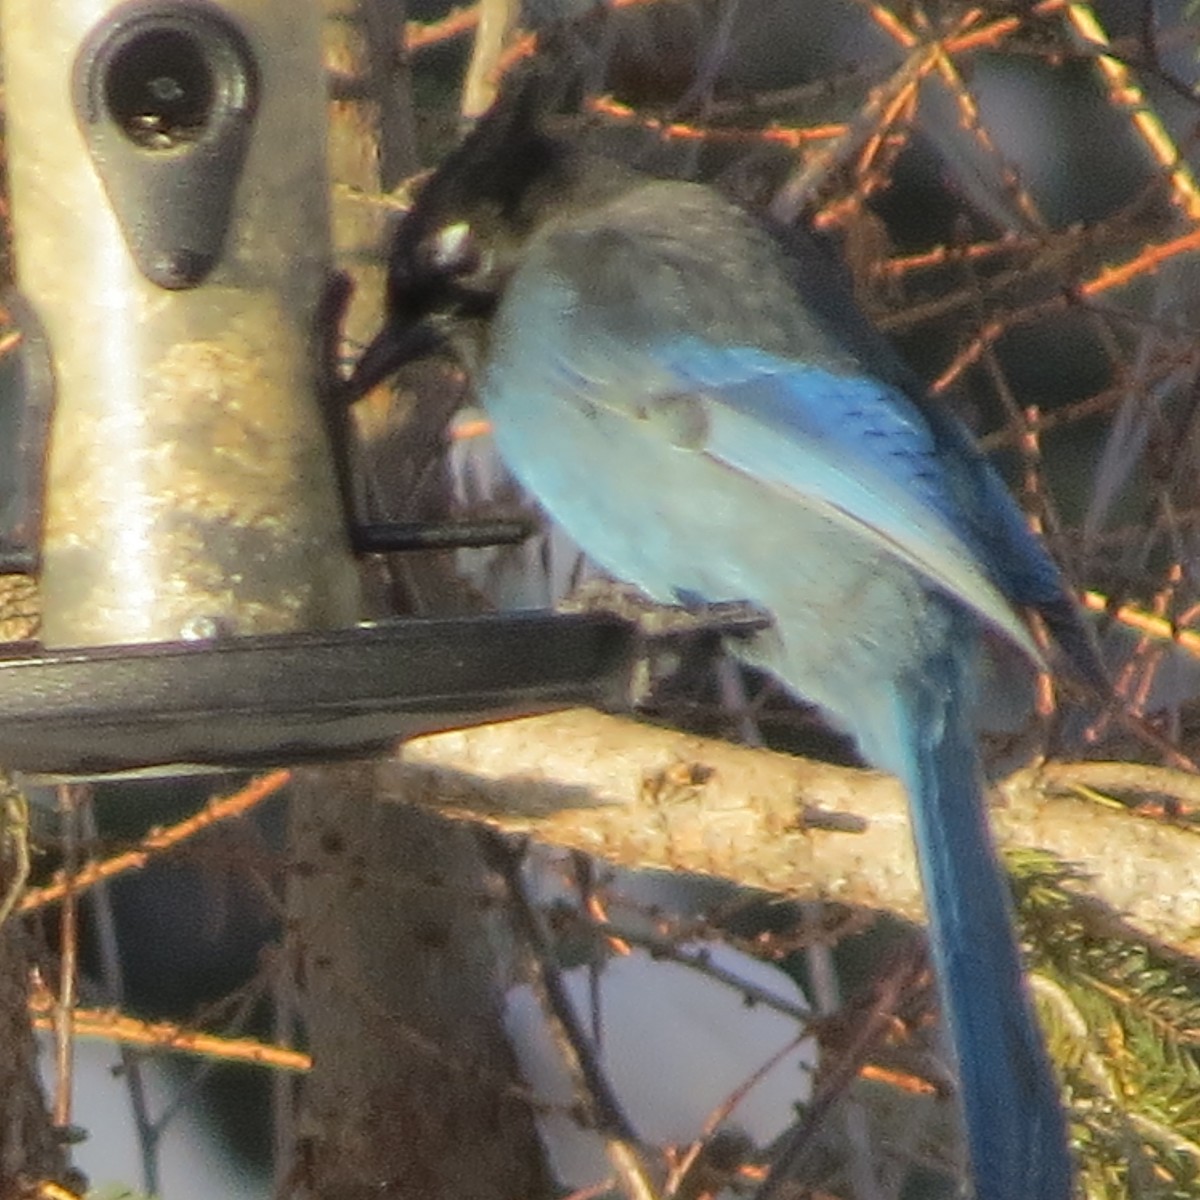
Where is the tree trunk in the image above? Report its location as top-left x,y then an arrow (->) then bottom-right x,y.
287,764 -> 549,1200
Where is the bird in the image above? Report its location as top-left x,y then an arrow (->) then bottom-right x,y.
348,75 -> 1101,1200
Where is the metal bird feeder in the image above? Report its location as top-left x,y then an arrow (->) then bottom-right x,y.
0,0 -> 634,776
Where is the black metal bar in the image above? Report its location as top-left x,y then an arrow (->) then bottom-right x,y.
352,517 -> 534,553
0,611 -> 635,776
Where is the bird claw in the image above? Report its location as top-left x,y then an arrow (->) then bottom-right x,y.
557,580 -> 772,641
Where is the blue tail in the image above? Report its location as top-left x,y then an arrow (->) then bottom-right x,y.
886,643 -> 1072,1200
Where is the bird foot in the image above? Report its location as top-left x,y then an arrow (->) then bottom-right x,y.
558,579 -> 771,641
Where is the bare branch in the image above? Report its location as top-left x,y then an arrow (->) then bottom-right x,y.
387,709 -> 1200,956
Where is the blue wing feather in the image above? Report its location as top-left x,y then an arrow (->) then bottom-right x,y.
489,279 -> 1041,662
654,337 -> 1044,661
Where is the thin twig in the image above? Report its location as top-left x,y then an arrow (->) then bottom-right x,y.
52,783 -> 85,1131
484,830 -> 662,1200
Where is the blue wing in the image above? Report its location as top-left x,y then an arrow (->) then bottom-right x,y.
487,259 -> 1039,664
654,337 -> 1045,660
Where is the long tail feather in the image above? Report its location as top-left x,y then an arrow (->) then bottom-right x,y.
886,645 -> 1072,1200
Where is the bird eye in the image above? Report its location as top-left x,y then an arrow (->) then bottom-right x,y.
422,222 -> 480,277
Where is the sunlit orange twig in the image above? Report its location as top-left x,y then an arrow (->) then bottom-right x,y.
1064,3 -> 1200,221
52,784 -> 82,1129
29,985 -> 310,1072
587,95 -> 846,150
584,892 -> 631,956
450,415 -> 493,442
930,41 -> 1044,229
1083,589 -> 1200,660
921,218 -> 1200,392
20,1182 -> 84,1200
939,0 -> 1068,56
1080,226 -> 1200,298
882,232 -> 1043,276
769,36 -> 946,224
864,1 -> 920,49
859,1062 -> 938,1095
19,769 -> 292,914
405,4 -> 481,52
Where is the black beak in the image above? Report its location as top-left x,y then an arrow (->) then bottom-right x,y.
344,317 -> 449,403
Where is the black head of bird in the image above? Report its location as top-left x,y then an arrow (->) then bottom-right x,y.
345,72 -> 647,398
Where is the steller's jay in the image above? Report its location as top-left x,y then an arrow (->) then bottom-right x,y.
349,79 -> 1103,1199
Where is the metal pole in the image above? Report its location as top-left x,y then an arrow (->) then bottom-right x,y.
0,0 -> 361,647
